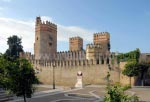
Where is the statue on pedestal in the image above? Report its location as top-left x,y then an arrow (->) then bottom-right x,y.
75,71 -> 83,88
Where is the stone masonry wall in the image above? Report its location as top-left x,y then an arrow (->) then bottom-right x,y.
34,63 -> 120,87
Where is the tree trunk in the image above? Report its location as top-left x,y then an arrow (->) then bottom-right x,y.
141,72 -> 144,86
141,79 -> 144,86
23,94 -> 26,102
130,77 -> 131,86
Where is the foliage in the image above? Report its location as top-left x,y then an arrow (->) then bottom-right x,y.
104,83 -> 139,102
104,73 -> 139,102
10,59 -> 39,98
122,62 -> 139,77
122,84 -> 131,91
122,61 -> 150,86
117,49 -> 140,63
0,54 -> 16,88
5,35 -> 23,60
106,72 -> 110,83
0,54 -> 39,102
111,58 -> 114,65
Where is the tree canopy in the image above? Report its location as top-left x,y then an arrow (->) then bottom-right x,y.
122,61 -> 150,86
0,54 -> 16,88
11,58 -> 39,101
0,35 -> 38,102
5,35 -> 23,60
117,49 -> 140,63
0,54 -> 38,102
122,62 -> 139,77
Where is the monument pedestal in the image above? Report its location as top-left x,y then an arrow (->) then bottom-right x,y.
75,71 -> 83,88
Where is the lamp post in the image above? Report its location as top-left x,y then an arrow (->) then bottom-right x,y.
52,60 -> 56,89
108,64 -> 111,70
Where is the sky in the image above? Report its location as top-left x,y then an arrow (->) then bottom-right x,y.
0,0 -> 150,54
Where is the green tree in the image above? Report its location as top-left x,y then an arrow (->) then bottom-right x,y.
11,58 -> 38,102
122,61 -> 150,86
134,48 -> 140,62
0,54 -> 15,88
122,62 -> 139,86
0,55 -> 38,102
5,35 -> 23,60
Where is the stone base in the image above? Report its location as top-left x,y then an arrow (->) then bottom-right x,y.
75,79 -> 83,88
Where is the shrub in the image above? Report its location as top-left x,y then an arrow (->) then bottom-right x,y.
104,84 -> 138,102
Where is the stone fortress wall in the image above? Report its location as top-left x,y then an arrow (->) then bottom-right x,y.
20,52 -> 121,86
35,63 -> 120,86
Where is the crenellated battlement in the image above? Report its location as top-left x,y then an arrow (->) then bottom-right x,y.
20,51 -> 118,71
36,16 -> 57,31
69,36 -> 82,40
21,50 -> 86,61
56,50 -> 85,54
29,56 -> 115,69
86,43 -> 102,49
40,20 -> 57,29
94,32 -> 110,36
56,50 -> 86,61
20,52 -> 34,60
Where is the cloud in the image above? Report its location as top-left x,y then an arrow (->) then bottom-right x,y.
57,25 -> 93,42
41,16 -> 53,22
0,17 -> 34,53
0,16 -> 95,54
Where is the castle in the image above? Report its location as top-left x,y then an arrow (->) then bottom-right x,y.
21,17 -> 111,61
20,17 -> 123,86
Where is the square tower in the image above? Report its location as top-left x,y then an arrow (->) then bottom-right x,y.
69,36 -> 83,51
93,32 -> 110,44
34,17 -> 57,60
93,32 -> 110,55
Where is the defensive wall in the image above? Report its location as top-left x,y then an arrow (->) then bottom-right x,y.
20,52 -> 138,86
28,58 -> 120,87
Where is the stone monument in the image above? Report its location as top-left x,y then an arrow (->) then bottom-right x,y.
75,71 -> 83,88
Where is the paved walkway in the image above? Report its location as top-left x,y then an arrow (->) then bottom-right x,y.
13,87 -> 100,102
128,87 -> 150,102
12,85 -> 150,102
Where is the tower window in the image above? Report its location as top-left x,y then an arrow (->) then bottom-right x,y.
49,42 -> 52,46
49,35 -> 53,41
37,37 -> 38,40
